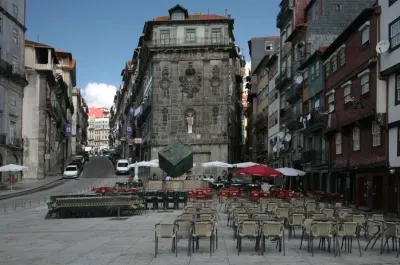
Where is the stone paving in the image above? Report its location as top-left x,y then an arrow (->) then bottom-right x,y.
1,203 -> 399,265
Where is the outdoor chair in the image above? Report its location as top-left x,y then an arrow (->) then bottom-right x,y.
337,222 -> 362,257
237,221 -> 260,255
260,221 -> 285,255
310,222 -> 334,256
154,223 -> 177,257
300,218 -> 313,252
383,222 -> 400,257
191,221 -> 215,256
323,208 -> 334,218
175,220 -> 193,256
288,213 -> 304,239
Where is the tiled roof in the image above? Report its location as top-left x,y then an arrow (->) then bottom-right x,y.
153,14 -> 227,21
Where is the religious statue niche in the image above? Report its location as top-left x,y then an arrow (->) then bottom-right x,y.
185,109 -> 196,134
159,66 -> 172,98
179,62 -> 202,99
209,65 -> 222,95
162,108 -> 168,126
212,106 -> 219,124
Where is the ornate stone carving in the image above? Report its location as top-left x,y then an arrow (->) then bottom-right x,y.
179,62 -> 202,99
212,106 -> 219,124
159,67 -> 171,98
209,65 -> 222,95
162,108 -> 168,125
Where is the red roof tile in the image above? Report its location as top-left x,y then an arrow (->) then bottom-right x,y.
25,40 -> 53,48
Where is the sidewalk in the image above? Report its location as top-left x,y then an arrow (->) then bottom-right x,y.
0,174 -> 64,200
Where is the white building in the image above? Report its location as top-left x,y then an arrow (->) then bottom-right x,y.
23,41 -> 74,179
88,107 -> 109,151
380,0 -> 400,173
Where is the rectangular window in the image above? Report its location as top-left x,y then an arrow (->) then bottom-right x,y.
390,17 -> 400,51
10,94 -> 16,106
361,74 -> 370,94
0,16 -> 3,34
353,127 -> 360,151
265,41 -> 274,51
185,29 -> 196,42
13,4 -> 18,16
311,65 -> 315,80
315,61 -> 320,77
325,62 -> 331,78
211,28 -> 222,43
331,56 -> 337,73
338,48 -> 346,67
362,26 -> 370,45
12,56 -> 18,70
160,30 -> 170,45
396,73 -> 400,105
372,121 -> 381,147
12,28 -> 19,45
335,132 -> 342,155
389,0 -> 398,7
344,85 -> 352,103
397,127 -> 400,157
328,93 -> 335,112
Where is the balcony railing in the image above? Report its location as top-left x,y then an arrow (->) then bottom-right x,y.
277,0 -> 293,27
275,69 -> 291,91
280,106 -> 292,125
302,149 -> 329,165
254,113 -> 268,131
301,107 -> 325,134
0,58 -> 27,85
286,85 -> 301,104
146,37 -> 231,48
0,134 -> 22,149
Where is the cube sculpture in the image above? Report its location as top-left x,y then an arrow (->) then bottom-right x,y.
158,140 -> 193,178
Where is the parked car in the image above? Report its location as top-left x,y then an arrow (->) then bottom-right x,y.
63,165 -> 80,179
69,160 -> 83,172
75,155 -> 86,164
115,159 -> 130,175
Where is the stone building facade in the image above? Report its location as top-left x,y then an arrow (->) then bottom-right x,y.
23,41 -> 75,179
116,5 -> 245,176
0,0 -> 27,183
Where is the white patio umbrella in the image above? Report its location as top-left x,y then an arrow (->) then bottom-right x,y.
275,167 -> 306,190
0,164 -> 29,190
275,167 -> 306,176
201,161 -> 233,168
129,161 -> 159,182
232,162 -> 258,168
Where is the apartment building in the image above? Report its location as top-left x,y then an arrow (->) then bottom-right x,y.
0,0 -> 27,182
88,107 -> 110,151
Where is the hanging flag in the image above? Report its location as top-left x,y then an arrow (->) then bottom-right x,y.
126,123 -> 132,136
65,124 -> 72,137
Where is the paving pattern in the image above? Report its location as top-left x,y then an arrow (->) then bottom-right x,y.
1,200 -> 400,265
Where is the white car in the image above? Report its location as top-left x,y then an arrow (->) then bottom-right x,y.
115,159 -> 130,175
63,165 -> 80,179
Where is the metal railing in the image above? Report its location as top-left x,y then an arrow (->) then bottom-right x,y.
302,148 -> 329,165
301,107 -> 325,133
146,37 -> 231,48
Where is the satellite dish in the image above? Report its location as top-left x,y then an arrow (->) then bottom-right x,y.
285,133 -> 292,142
294,75 -> 304,84
376,40 -> 390,54
273,145 -> 278,152
278,132 -> 285,139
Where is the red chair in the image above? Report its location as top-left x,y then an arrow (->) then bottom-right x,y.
195,190 -> 207,200
250,191 -> 260,201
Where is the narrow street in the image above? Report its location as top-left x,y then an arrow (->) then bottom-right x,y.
0,156 -> 127,210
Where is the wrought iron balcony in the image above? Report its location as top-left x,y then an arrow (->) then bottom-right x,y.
286,85 -> 301,104
254,113 -> 268,131
0,134 -> 6,145
277,0 -> 293,28
300,107 -> 325,134
275,69 -> 291,91
145,37 -> 231,48
302,148 -> 329,166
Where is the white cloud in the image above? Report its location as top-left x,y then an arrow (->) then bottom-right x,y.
82,82 -> 117,108
245,61 -> 251,75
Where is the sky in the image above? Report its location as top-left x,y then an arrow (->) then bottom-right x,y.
26,0 -> 280,108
